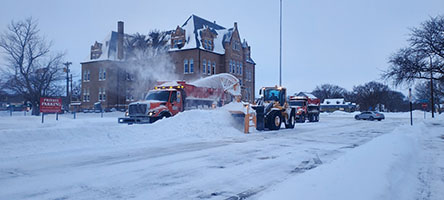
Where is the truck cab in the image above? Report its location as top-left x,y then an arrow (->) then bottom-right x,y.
119,86 -> 185,124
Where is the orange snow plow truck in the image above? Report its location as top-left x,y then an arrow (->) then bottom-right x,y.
118,73 -> 240,124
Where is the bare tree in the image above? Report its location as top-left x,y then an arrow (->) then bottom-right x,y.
311,84 -> 348,102
384,16 -> 444,84
383,15 -> 444,115
0,18 -> 64,115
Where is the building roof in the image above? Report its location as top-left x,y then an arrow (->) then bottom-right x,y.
82,31 -> 130,63
169,14 -> 254,61
83,15 -> 255,63
295,92 -> 318,99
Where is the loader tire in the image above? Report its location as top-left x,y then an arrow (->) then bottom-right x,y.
267,111 -> 282,130
285,113 -> 295,129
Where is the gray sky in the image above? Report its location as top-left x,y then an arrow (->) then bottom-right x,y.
1,0 -> 444,95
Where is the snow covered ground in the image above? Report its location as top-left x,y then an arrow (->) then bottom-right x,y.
0,109 -> 443,200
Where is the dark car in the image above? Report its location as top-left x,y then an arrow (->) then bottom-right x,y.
355,111 -> 385,121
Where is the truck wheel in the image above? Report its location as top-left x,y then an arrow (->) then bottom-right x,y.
308,114 -> 314,122
285,114 -> 295,129
267,111 -> 282,130
314,114 -> 320,122
297,114 -> 305,123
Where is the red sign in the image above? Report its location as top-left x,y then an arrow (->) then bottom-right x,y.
40,97 -> 62,113
422,103 -> 428,108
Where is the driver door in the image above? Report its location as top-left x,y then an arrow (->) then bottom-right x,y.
169,91 -> 182,115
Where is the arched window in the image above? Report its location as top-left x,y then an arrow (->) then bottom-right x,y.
184,59 -> 188,74
207,60 -> 211,75
240,63 -> 242,75
190,59 -> 194,73
212,62 -> 216,75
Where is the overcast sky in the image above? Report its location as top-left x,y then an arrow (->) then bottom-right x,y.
1,0 -> 444,95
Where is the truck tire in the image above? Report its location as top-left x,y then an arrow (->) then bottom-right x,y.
314,114 -> 319,122
267,111 -> 282,130
308,114 -> 314,122
296,113 -> 305,123
285,113 -> 295,129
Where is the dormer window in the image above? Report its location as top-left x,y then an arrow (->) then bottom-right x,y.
171,26 -> 186,49
90,41 -> 103,59
201,27 -> 215,51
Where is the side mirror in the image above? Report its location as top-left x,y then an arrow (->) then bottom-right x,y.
259,89 -> 262,95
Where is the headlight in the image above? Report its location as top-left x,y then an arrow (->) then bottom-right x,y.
148,111 -> 157,116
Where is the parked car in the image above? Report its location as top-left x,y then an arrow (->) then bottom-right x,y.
355,111 -> 385,121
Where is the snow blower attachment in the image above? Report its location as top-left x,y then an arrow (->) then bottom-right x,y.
119,73 -> 241,124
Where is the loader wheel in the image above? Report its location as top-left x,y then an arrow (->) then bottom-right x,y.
285,114 -> 295,129
267,111 -> 282,130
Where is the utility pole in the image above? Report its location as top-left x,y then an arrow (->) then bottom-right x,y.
63,62 -> 72,112
430,56 -> 435,118
409,88 -> 413,126
279,0 -> 282,86
70,74 -> 73,101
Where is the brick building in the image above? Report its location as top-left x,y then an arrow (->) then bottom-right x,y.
80,15 -> 255,110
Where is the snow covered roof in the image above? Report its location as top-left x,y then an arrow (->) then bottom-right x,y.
296,92 -> 318,99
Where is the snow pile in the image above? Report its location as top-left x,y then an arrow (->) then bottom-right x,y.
258,123 -> 421,200
0,109 -> 243,159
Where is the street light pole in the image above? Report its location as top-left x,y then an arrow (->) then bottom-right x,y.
279,0 -> 282,86
409,88 -> 413,126
430,56 -> 435,118
63,62 -> 72,111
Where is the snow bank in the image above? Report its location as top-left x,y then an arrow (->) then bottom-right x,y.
258,123 -> 421,200
0,109 -> 244,159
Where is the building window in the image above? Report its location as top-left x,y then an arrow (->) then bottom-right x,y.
126,88 -> 134,102
239,79 -> 242,86
99,88 -> 106,102
240,63 -> 243,75
126,73 -> 134,81
202,59 -> 206,74
99,68 -> 106,81
207,61 -> 211,75
190,59 -> 194,73
212,62 -> 216,75
184,59 -> 188,74
83,70 -> 90,82
83,88 -> 90,102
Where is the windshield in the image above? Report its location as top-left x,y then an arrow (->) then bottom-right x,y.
289,101 -> 304,106
264,89 -> 281,101
145,91 -> 170,102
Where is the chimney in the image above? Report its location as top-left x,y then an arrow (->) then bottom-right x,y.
117,21 -> 124,60
234,22 -> 237,29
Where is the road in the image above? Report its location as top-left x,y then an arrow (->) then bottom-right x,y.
0,111 -> 409,200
